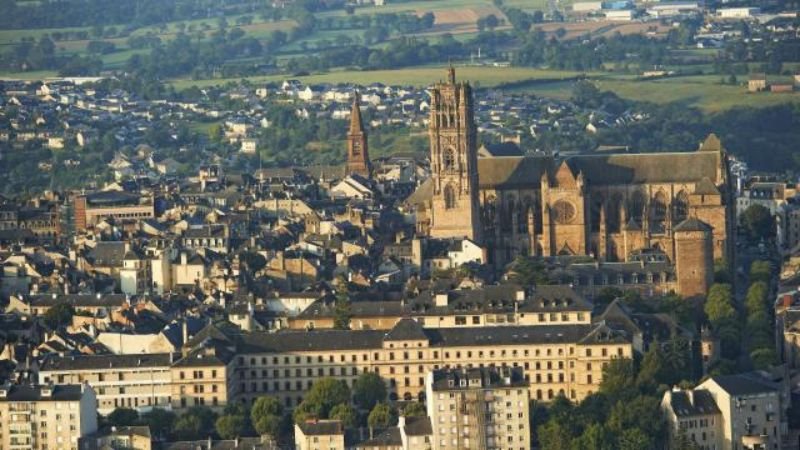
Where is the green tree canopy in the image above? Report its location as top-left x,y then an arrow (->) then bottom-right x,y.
599,358 -> 636,402
367,403 -> 394,429
352,372 -> 387,411
294,378 -> 351,423
173,406 -> 218,441
215,414 -> 248,439
749,260 -> 772,284
43,302 -> 75,329
329,403 -> 358,428
741,204 -> 775,240
401,401 -> 426,418
251,396 -> 284,436
140,408 -> 176,440
107,407 -> 139,427
704,283 -> 736,326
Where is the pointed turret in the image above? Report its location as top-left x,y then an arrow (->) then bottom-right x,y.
346,91 -> 371,178
349,92 -> 364,135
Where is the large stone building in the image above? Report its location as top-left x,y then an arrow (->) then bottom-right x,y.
409,69 -> 734,298
233,317 -> 631,407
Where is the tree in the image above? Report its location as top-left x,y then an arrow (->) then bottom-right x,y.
599,358 -> 635,402
636,342 -> 665,391
107,408 -> 139,427
749,261 -> 772,284
173,414 -> 204,440
750,348 -> 778,370
43,302 -> 75,329
741,205 -> 774,240
745,281 -> 768,315
173,406 -> 218,441
607,395 -> 665,442
329,403 -> 358,428
216,414 -> 247,439
401,401 -> 426,417
617,428 -> 651,450
537,420 -> 574,450
294,378 -> 351,422
367,403 -> 393,429
240,251 -> 267,272
333,277 -> 352,330
570,423 -> 614,450
352,372 -> 387,411
140,408 -> 176,440
251,396 -> 283,437
704,283 -> 736,326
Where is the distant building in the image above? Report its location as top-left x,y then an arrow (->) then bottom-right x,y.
662,374 -> 787,450
73,191 -> 155,231
84,426 -> 152,450
748,74 -> 768,92
717,7 -> 760,18
425,366 -> 531,450
295,420 -> 345,450
0,383 -> 98,450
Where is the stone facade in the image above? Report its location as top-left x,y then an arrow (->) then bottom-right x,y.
426,67 -> 482,242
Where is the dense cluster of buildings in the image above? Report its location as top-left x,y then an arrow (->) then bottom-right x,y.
0,68 -> 783,450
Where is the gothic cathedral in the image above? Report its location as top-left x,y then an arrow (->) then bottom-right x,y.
427,67 -> 482,242
410,68 -> 734,298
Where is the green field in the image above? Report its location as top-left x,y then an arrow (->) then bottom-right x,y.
169,65 -> 588,89
510,74 -> 800,112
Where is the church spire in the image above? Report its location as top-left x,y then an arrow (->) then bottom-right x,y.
349,91 -> 364,135
346,91 -> 371,178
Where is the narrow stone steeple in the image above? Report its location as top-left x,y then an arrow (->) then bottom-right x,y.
346,91 -> 371,178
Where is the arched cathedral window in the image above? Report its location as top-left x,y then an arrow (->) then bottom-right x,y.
443,148 -> 455,171
651,191 -> 667,233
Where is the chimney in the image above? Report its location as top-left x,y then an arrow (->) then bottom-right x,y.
181,252 -> 187,265
182,320 -> 188,346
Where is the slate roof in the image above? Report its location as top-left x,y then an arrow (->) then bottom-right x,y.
297,420 -> 344,436
0,384 -> 84,402
239,323 -> 616,353
39,353 -> 173,372
565,151 -> 721,185
403,416 -> 433,436
674,217 -> 713,233
383,318 -> 427,341
709,374 -> 778,396
25,293 -> 128,308
668,390 -> 721,417
350,427 -> 402,448
479,142 -> 524,157
160,438 -> 275,450
477,155 -> 551,189
87,242 -> 127,267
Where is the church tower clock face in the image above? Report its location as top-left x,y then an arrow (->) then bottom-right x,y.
552,200 -> 576,224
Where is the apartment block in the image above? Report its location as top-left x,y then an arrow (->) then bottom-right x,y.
425,367 -> 530,450
0,383 -> 97,450
662,374 -> 787,450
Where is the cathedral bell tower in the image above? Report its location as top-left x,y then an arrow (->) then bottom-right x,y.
346,92 -> 371,178
428,67 -> 481,242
